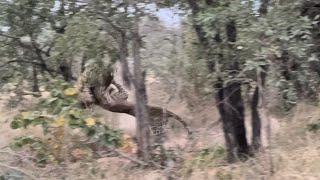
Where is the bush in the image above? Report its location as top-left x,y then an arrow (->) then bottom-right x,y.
9,79 -> 122,165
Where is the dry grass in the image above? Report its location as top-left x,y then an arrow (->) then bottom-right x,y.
185,102 -> 320,180
1,89 -> 320,180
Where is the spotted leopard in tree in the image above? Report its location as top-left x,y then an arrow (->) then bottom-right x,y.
77,60 -> 118,105
105,79 -> 129,103
76,62 -> 192,139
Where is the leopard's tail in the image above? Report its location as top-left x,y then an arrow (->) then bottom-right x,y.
166,110 -> 193,138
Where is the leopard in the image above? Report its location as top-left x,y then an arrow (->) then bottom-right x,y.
104,81 -> 179,138
76,62 -> 192,139
76,60 -> 118,106
105,79 -> 129,103
149,107 -> 192,139
105,81 -> 191,138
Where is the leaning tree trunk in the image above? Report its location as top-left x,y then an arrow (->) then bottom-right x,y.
132,14 -> 151,162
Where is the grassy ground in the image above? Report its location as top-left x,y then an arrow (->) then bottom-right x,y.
0,88 -> 319,179
183,103 -> 320,180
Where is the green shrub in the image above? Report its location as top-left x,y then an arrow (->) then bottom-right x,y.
9,79 -> 122,165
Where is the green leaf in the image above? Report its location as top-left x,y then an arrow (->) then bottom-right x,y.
10,120 -> 22,129
46,97 -> 58,105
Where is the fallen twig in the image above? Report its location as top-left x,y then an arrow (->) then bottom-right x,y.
101,146 -> 148,166
0,151 -> 36,160
0,163 -> 37,180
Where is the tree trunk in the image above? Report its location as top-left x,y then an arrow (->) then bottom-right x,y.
187,0 -> 250,161
251,86 -> 261,150
32,64 -> 40,92
59,61 -> 74,82
215,76 -> 249,162
225,20 -> 250,160
132,14 -> 151,162
259,0 -> 269,15
119,31 -> 132,88
250,0 -> 271,151
214,78 -> 237,162
223,76 -> 249,160
81,54 -> 86,73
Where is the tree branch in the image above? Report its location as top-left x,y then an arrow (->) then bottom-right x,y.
103,147 -> 148,166
88,11 -> 127,32
30,37 -> 54,77
0,32 -> 21,40
186,0 -> 209,47
0,60 -> 55,72
0,32 -> 55,76
90,86 -> 192,136
40,42 -> 55,57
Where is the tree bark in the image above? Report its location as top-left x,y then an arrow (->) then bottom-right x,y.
58,61 -> 75,82
259,0 -> 269,15
224,20 -> 250,160
32,63 -> 40,92
187,0 -> 250,161
131,14 -> 151,162
223,70 -> 249,160
119,31 -> 132,88
187,0 -> 208,46
250,0 -> 271,151
214,78 -> 237,162
251,86 -> 261,150
81,54 -> 86,73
